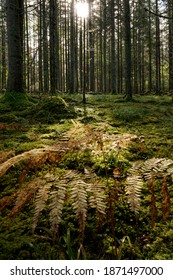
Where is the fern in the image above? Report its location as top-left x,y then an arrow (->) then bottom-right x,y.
4,121 -> 169,243
87,182 -> 106,215
125,175 -> 143,214
126,157 -> 173,221
49,179 -> 67,240
84,168 -> 106,214
161,176 -> 171,220
70,180 -> 88,240
148,176 -> 158,227
10,178 -> 43,217
32,180 -> 52,233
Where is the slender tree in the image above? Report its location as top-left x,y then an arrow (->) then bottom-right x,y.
123,0 -> 132,99
49,0 -> 58,94
155,0 -> 161,94
89,0 -> 95,92
70,0 -> 75,93
110,0 -> 116,94
0,0 -> 7,91
168,0 -> 173,93
43,0 -> 49,92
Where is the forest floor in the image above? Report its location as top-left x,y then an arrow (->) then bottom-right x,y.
0,92 -> 173,259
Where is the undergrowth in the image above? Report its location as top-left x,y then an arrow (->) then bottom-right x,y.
0,94 -> 173,259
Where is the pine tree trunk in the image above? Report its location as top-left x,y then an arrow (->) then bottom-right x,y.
168,0 -> 173,93
110,0 -> 116,94
50,0 -> 58,94
6,0 -> 24,92
155,0 -> 161,94
123,0 -> 132,99
89,1 -> 95,92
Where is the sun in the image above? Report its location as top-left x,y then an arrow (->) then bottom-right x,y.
76,2 -> 89,18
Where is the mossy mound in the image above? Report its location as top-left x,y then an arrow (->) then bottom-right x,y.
23,96 -> 77,124
0,91 -> 35,111
0,93 -> 77,125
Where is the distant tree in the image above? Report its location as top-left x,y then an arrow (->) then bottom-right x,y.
168,0 -> 173,93
110,0 -> 116,94
6,0 -> 24,92
43,0 -> 49,92
155,0 -> 161,94
123,0 -> 132,99
70,0 -> 75,93
49,0 -> 58,94
147,0 -> 153,93
0,0 -> 7,91
89,0 -> 95,92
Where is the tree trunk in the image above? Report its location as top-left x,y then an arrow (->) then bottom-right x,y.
110,0 -> 116,94
155,0 -> 161,94
6,0 -> 24,92
168,0 -> 173,93
70,0 -> 75,93
123,0 -> 132,99
89,0 -> 95,92
49,0 -> 58,94
43,0 -> 49,92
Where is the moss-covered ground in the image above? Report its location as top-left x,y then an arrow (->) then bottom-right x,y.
0,92 -> 173,259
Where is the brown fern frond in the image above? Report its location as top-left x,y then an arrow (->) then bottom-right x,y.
0,150 -> 15,164
49,180 -> 67,241
70,180 -> 88,240
149,177 -> 158,228
161,176 -> 171,220
9,178 -> 43,217
32,180 -> 52,233
125,175 -> 143,214
140,158 -> 173,180
0,193 -> 17,211
87,182 -> 106,215
0,146 -> 69,178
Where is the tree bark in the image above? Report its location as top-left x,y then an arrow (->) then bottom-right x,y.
6,0 -> 24,92
123,0 -> 132,99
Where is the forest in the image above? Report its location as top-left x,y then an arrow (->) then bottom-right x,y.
0,0 -> 173,260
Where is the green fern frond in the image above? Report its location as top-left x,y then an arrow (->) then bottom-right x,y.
125,175 -> 143,214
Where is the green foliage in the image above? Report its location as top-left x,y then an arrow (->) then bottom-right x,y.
112,107 -> 148,122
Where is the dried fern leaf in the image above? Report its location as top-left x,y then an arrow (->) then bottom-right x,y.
140,158 -> 173,180
87,182 -> 106,215
32,181 -> 52,232
148,177 -> 158,227
49,181 -> 66,238
0,150 -> 15,164
0,147 -> 67,178
9,178 -> 43,217
70,180 -> 88,237
125,175 -> 143,214
0,193 -> 17,211
161,176 -> 171,220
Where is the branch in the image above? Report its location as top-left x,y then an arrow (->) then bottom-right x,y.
144,7 -> 173,20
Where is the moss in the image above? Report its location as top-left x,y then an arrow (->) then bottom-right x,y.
0,91 -> 35,111
21,97 -> 77,124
